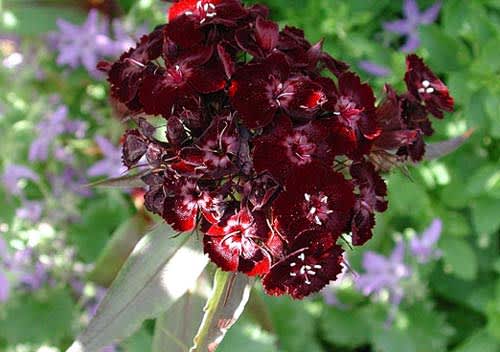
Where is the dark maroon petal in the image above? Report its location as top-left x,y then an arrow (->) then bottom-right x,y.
203,234 -> 240,272
262,230 -> 344,299
144,185 -> 167,216
351,200 -> 375,246
320,52 -> 349,77
255,17 -> 279,52
189,62 -> 226,94
405,54 -> 454,118
273,162 -> 355,238
167,116 -> 188,146
235,26 -> 263,57
217,43 -> 236,78
349,161 -> 387,245
279,77 -> 326,119
122,129 -> 148,168
350,161 -> 387,212
165,16 -> 204,49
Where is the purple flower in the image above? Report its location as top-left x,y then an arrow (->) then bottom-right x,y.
0,243 -> 50,295
410,219 -> 442,263
29,105 -> 87,162
53,10 -> 113,75
87,136 -> 127,178
356,241 -> 411,306
384,0 -> 442,52
359,60 -> 391,77
103,20 -> 148,58
1,164 -> 39,196
0,268 -> 9,302
16,200 -> 43,223
50,166 -> 91,198
19,262 -> 48,291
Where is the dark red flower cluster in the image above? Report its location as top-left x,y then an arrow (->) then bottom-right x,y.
99,0 -> 454,299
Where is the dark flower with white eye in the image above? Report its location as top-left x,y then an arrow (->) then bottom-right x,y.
229,53 -> 326,129
404,54 -> 454,118
273,162 -> 355,238
262,230 -> 344,299
203,208 -> 272,276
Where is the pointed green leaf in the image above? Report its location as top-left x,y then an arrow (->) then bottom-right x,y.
88,213 -> 151,286
424,129 -> 473,161
152,275 -> 211,352
67,224 -> 209,352
86,171 -> 147,189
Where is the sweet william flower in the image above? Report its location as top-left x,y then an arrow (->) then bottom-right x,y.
405,54 -> 454,118
98,0 -> 455,299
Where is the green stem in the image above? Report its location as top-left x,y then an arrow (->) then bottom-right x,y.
190,270 -> 231,352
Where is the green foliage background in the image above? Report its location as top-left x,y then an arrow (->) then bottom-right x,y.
0,0 -> 499,351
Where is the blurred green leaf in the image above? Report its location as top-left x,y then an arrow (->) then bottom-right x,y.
0,288 -> 74,344
264,296 -> 321,352
419,25 -> 470,72
1,5 -> 86,36
452,329 -> 499,352
471,197 -> 500,235
218,318 -> 278,352
441,237 -> 478,280
71,194 -> 131,262
320,306 -> 370,347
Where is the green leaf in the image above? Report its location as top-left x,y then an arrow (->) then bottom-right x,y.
71,195 -> 131,262
430,269 -> 495,314
264,296 -> 320,352
152,276 -> 210,352
0,288 -> 74,344
67,224 -> 209,352
87,171 -> 147,189
471,197 -> 500,235
122,325 -> 153,352
466,164 -> 500,199
441,237 -> 478,281
387,172 -> 432,218
419,25 -> 470,72
89,213 -> 151,286
320,306 -> 370,347
218,318 -> 278,352
452,329 -> 499,352
1,5 -> 86,36
190,271 -> 253,352
424,130 -> 473,160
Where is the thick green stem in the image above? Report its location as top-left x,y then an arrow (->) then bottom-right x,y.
190,270 -> 253,352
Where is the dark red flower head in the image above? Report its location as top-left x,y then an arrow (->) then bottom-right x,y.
100,0 -> 455,299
